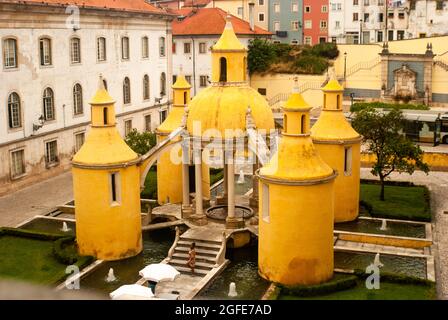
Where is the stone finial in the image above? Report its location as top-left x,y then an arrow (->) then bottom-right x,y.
98,73 -> 105,90
225,12 -> 233,29
246,106 -> 256,130
292,77 -> 299,93
181,106 -> 189,127
179,64 -> 183,75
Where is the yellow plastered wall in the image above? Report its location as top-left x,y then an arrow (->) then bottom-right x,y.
315,143 -> 361,222
361,152 -> 448,172
212,51 -> 247,83
73,166 -> 142,260
157,136 -> 183,204
258,181 -> 334,286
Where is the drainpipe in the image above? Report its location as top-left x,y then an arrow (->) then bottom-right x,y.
249,2 -> 255,31
191,37 -> 197,96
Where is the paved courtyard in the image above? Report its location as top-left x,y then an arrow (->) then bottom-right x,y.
0,171 -> 73,227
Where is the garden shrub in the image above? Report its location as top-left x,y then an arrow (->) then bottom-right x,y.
294,55 -> 329,75
0,227 -> 63,241
351,102 -> 429,112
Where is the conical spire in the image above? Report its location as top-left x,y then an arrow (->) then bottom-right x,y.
173,65 -> 191,89
212,14 -> 245,51
283,78 -> 311,111
90,74 -> 115,105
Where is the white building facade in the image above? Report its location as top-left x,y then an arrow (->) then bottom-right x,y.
0,1 -> 174,196
407,0 -> 448,38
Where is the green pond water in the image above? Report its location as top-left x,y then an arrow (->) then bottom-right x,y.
335,219 -> 426,238
78,228 -> 174,295
211,175 -> 253,198
334,251 -> 427,279
196,244 -> 270,300
19,218 -> 76,236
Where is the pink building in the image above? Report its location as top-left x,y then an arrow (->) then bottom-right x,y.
303,0 -> 329,45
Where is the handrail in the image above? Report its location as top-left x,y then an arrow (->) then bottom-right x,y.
342,56 -> 381,79
267,80 -> 326,106
166,226 -> 180,263
214,231 -> 227,267
434,59 -> 448,71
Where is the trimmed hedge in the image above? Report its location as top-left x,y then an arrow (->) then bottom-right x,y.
360,179 -> 416,187
0,227 -> 65,241
351,102 -> 429,112
53,236 -> 78,265
279,274 -> 358,297
353,269 -> 434,286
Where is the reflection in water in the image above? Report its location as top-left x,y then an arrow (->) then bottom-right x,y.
197,243 -> 270,300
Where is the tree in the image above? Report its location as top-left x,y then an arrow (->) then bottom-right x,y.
124,129 -> 157,155
352,108 -> 429,201
247,38 -> 276,74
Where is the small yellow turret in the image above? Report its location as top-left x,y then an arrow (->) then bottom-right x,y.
311,78 -> 362,222
156,71 -> 210,205
72,76 -> 142,261
258,81 -> 337,286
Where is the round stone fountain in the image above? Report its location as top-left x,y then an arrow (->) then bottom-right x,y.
205,205 -> 254,221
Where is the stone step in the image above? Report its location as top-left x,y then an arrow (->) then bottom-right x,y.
170,265 -> 209,276
169,259 -> 214,270
179,236 -> 222,246
174,246 -> 218,257
172,252 -> 216,264
177,240 -> 221,250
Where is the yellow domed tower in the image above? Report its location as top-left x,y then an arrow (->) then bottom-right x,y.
156,71 -> 210,205
186,15 -> 274,228
311,79 -> 361,222
258,83 -> 337,285
72,78 -> 142,261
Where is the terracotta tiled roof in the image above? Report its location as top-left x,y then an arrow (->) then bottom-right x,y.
5,0 -> 169,15
172,8 -> 272,36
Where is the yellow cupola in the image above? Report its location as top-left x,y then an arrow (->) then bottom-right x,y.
187,15 -> 274,139
257,81 -> 337,286
72,77 -> 142,261
311,78 -> 362,222
156,71 -> 210,206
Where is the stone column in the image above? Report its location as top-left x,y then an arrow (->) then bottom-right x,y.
216,153 -> 228,205
225,149 -> 244,229
249,156 -> 259,209
191,147 -> 207,225
181,142 -> 192,218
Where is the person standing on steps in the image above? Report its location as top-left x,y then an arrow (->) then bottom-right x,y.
186,242 -> 196,274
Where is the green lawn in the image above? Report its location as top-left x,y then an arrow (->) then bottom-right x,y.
360,183 -> 431,222
279,281 -> 435,300
0,235 -> 90,285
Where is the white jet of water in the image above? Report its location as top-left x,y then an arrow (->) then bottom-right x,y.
380,219 -> 387,231
237,170 -> 245,184
374,253 -> 384,267
106,268 -> 117,282
228,282 -> 238,297
61,221 -> 71,232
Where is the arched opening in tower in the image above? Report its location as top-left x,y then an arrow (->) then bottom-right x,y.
219,57 -> 227,82
103,107 -> 108,125
301,115 -> 306,134
183,91 -> 187,105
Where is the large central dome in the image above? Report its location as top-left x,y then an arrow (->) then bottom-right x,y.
186,16 -> 274,139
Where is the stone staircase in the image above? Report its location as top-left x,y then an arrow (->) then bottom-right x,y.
166,228 -> 226,277
434,59 -> 448,71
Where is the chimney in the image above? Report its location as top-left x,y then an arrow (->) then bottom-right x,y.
249,2 -> 255,31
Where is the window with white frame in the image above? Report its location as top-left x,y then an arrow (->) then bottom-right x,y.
124,119 -> 133,136
305,20 -> 312,29
159,37 -> 166,57
258,13 -> 265,21
73,83 -> 83,115
160,72 -> 166,96
184,42 -> 191,54
258,0 -> 264,5
123,77 -> 131,104
121,36 -> 130,60
45,140 -> 58,165
142,36 -> 149,58
305,6 -> 311,13
304,36 -> 312,45
335,21 -> 341,29
274,21 -> 280,32
274,3 -> 280,13
97,37 -> 106,61
11,149 -> 25,178
185,75 -> 192,85
200,75 -> 208,87
262,183 -> 270,222
199,42 -> 207,54
322,5 -> 328,13
344,146 -> 353,175
8,92 -> 21,129
3,38 -> 17,68
110,172 -> 121,205
320,20 -> 328,29
143,74 -> 150,100
291,21 -> 299,30
237,7 -> 243,16
70,37 -> 81,64
74,132 -> 85,153
43,87 -> 55,121
39,37 -> 52,66
292,2 -> 298,12
144,114 -> 151,132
